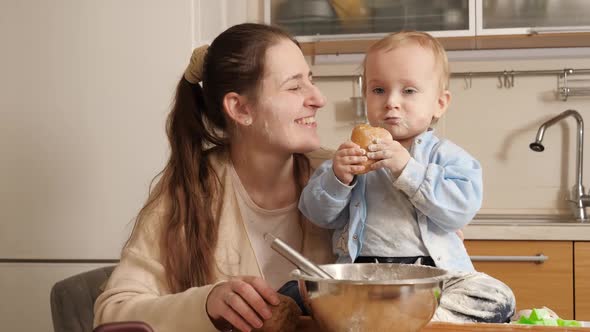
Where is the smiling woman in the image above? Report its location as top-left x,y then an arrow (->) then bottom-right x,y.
93,23 -> 335,332
233,38 -> 325,156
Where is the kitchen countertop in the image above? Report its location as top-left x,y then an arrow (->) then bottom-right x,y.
464,214 -> 590,241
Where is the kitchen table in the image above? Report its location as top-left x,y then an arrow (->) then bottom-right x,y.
296,317 -> 590,331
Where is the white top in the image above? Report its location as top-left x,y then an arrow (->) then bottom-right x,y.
360,168 -> 428,257
229,163 -> 303,290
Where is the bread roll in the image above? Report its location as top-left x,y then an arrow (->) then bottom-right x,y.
350,123 -> 392,175
252,294 -> 302,332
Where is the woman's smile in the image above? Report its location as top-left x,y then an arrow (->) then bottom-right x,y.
295,115 -> 317,127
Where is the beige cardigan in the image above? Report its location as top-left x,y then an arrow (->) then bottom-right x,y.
93,149 -> 334,332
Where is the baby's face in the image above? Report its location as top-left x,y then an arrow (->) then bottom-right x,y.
364,43 -> 449,148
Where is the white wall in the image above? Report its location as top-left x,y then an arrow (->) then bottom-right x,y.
0,0 -> 259,331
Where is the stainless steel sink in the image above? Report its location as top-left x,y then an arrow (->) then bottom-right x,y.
467,214 -> 590,242
472,214 -> 581,226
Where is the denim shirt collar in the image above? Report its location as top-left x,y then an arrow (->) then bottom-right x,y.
409,128 -> 436,156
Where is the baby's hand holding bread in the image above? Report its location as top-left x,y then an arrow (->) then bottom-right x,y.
350,124 -> 393,175
332,123 -> 392,184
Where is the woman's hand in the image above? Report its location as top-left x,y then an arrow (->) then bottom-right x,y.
332,141 -> 367,185
206,276 -> 280,332
366,138 -> 411,177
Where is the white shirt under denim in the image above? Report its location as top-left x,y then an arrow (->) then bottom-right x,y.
360,167 -> 428,257
299,129 -> 482,272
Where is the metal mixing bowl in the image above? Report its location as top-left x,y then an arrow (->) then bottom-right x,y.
292,263 -> 449,332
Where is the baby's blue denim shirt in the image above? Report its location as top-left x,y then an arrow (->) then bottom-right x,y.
299,130 -> 482,272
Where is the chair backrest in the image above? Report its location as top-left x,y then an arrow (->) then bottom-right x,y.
50,265 -> 116,332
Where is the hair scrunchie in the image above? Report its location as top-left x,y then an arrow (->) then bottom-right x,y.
184,44 -> 209,84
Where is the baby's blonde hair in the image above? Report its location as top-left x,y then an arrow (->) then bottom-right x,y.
362,31 -> 450,96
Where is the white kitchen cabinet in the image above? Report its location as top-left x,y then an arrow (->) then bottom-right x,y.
267,0 -> 590,39
477,0 -> 590,36
266,0 -> 475,41
264,0 -> 590,52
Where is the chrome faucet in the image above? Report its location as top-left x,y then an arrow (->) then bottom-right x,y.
530,109 -> 590,222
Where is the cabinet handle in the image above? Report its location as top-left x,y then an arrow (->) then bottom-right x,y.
470,254 -> 548,264
528,27 -> 590,34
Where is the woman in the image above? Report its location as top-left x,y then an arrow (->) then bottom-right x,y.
94,23 -> 334,332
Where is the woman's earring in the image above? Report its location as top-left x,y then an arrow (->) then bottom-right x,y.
244,118 -> 252,126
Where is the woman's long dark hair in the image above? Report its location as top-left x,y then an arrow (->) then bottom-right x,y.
129,23 -> 308,292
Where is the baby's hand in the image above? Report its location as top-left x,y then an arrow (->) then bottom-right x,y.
333,141 -> 367,185
366,138 -> 411,177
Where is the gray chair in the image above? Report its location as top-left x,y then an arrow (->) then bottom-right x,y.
50,265 -> 116,332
